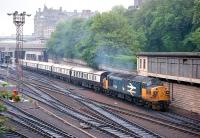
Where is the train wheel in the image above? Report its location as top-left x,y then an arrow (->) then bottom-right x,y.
152,103 -> 160,110
144,102 -> 152,109
160,102 -> 168,112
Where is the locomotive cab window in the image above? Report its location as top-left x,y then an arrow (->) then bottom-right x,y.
146,79 -> 162,87
142,83 -> 146,88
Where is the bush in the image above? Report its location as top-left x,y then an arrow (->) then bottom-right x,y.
0,104 -> 6,112
14,96 -> 20,102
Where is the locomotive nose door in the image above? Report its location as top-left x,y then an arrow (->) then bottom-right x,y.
126,80 -> 142,97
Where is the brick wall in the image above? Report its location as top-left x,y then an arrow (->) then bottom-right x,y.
164,82 -> 200,114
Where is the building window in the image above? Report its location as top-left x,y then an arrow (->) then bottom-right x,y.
140,59 -> 142,69
183,59 -> 187,64
143,59 -> 146,69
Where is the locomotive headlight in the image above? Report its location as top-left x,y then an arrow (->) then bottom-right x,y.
165,90 -> 170,95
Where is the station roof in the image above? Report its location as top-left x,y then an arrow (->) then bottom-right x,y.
137,52 -> 200,58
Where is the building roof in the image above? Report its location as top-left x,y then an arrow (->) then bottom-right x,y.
137,52 -> 200,58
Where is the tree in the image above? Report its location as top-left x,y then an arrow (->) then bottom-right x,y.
47,1 -> 200,68
130,0 -> 195,52
46,18 -> 88,59
77,6 -> 140,69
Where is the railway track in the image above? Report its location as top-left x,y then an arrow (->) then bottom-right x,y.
11,72 -> 162,137
0,99 -> 76,138
19,78 -> 161,138
1,130 -> 28,138
7,69 -> 200,137
25,73 -> 200,137
91,101 -> 200,137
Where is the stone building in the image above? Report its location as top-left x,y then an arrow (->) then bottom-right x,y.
128,0 -> 144,10
134,0 -> 144,8
34,5 -> 97,39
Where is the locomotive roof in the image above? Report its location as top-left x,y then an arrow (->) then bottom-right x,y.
108,73 -> 136,79
108,73 -> 153,83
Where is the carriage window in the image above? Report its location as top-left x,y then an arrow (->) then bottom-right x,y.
80,72 -> 83,78
88,74 -> 91,80
91,74 -> 93,80
76,71 -> 79,77
83,73 -> 87,79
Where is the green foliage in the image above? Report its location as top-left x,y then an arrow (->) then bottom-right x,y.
184,27 -> 200,51
0,120 -> 7,135
0,104 -> 7,135
0,104 -> 6,112
13,96 -> 20,102
131,0 -> 196,52
193,0 -> 200,28
47,18 -> 88,58
77,7 -> 140,68
47,1 -> 200,68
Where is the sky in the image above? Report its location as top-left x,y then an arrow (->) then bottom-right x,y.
0,0 -> 133,36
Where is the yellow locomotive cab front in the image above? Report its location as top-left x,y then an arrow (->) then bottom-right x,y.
141,79 -> 170,110
151,86 -> 170,101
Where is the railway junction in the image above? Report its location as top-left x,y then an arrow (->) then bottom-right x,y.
0,52 -> 200,138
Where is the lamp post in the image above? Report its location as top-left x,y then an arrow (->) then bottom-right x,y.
7,11 -> 31,93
